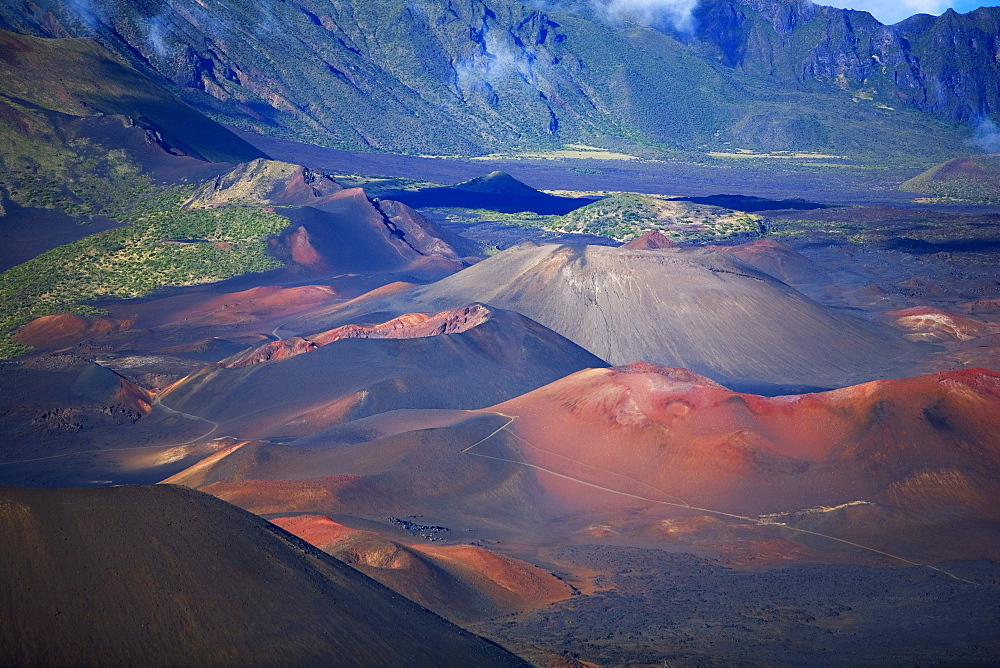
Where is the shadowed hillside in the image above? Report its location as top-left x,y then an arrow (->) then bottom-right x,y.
0,29 -> 263,162
158,304 -> 608,437
0,484 -> 526,665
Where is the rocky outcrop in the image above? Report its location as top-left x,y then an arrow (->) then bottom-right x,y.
186,159 -> 343,208
224,305 -> 492,368
888,306 -> 1000,342
621,230 -> 679,250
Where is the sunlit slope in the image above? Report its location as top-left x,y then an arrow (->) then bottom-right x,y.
296,242 -> 920,392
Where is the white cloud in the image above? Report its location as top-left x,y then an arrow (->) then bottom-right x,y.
973,118 -> 1000,153
592,0 -> 700,33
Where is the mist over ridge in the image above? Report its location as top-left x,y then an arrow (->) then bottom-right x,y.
1,0 -> 996,163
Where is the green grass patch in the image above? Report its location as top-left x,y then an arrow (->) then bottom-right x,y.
0,103 -> 291,358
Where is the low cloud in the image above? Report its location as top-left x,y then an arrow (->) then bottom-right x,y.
591,0 -> 700,33
973,118 -> 1000,154
147,16 -> 168,57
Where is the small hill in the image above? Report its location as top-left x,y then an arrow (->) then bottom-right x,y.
555,193 -> 762,243
888,306 -> 1000,342
271,515 -> 573,623
621,230 -> 679,250
483,363 -> 1000,561
0,485 -> 525,665
453,172 -> 543,196
380,175 -> 590,215
900,155 -> 1000,203
710,238 -> 827,285
186,159 -> 343,208
270,188 -> 466,275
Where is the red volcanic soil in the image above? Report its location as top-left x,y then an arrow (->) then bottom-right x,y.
287,225 -> 324,267
272,188 -> 465,276
225,336 -> 318,367
15,313 -> 132,349
711,238 -> 826,285
621,230 -> 678,250
486,363 -> 1000,525
311,304 -> 491,344
0,485 -> 525,665
226,304 -> 491,367
95,284 -> 340,337
271,515 -> 573,622
273,165 -> 344,205
172,284 -> 338,326
177,474 -> 365,515
889,306 -> 999,342
286,280 -> 416,326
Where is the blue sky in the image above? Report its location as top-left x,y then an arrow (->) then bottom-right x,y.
827,0 -> 997,24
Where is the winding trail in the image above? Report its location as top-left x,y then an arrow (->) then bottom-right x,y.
462,410 -> 976,585
0,399 -> 224,467
0,396 -> 978,585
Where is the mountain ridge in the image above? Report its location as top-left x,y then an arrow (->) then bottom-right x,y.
0,0 -> 991,163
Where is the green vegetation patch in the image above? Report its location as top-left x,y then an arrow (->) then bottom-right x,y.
434,192 -> 762,244
0,203 -> 288,358
553,193 -> 762,242
0,102 -> 290,358
328,174 -> 444,197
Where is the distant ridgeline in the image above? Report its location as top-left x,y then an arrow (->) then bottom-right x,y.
0,0 -> 996,165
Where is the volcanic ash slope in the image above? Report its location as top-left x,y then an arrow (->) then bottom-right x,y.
0,485 -> 525,666
304,242 -> 920,392
158,304 -> 607,438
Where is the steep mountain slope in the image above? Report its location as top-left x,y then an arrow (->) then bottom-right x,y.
0,484 -> 526,665
684,0 -> 1000,126
0,0 -> 982,162
0,29 -> 263,162
294,242 -> 920,392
